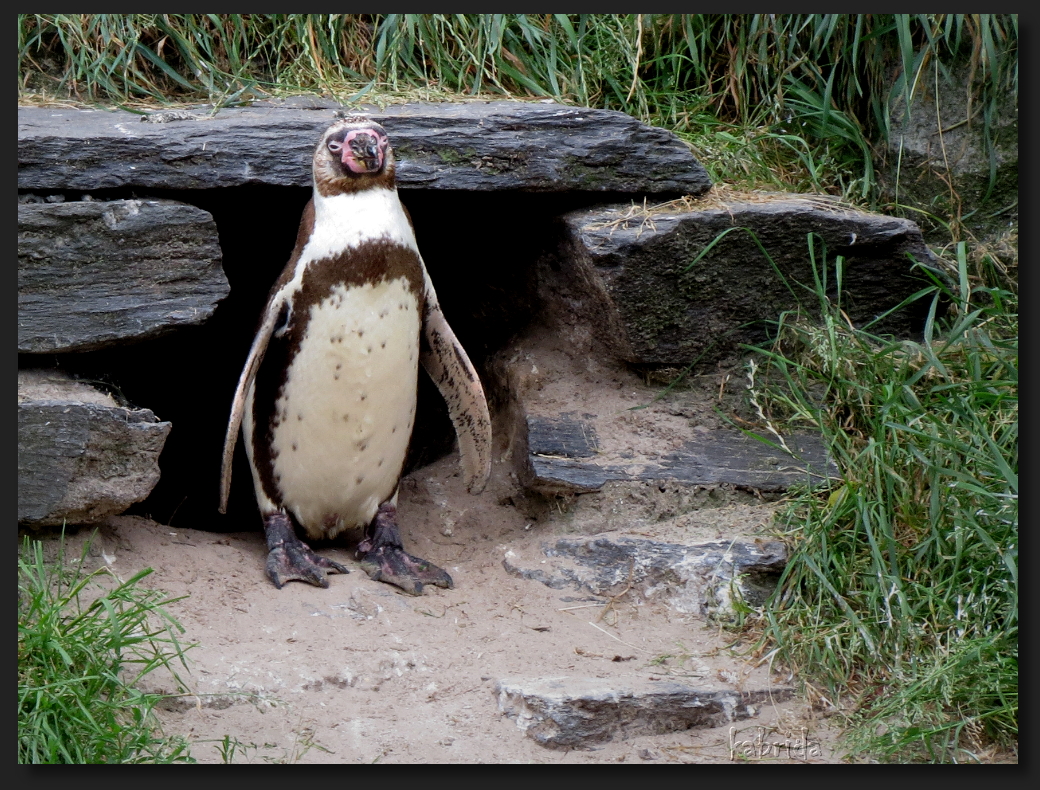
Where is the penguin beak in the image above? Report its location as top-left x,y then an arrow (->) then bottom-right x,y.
341,130 -> 386,174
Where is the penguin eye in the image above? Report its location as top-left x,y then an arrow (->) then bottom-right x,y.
327,140 -> 343,153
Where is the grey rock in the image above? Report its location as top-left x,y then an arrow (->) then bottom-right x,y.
139,109 -> 204,123
18,102 -> 711,194
527,412 -> 601,460
18,370 -> 171,527
156,694 -> 246,712
502,534 -> 787,619
18,199 -> 227,353
251,95 -> 346,110
883,65 -> 1017,240
525,414 -> 834,494
551,194 -> 943,365
496,676 -> 793,748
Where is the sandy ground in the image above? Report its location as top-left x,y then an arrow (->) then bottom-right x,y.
49,442 -> 845,764
30,324 -> 849,764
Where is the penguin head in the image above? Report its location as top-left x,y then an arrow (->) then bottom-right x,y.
313,117 -> 395,194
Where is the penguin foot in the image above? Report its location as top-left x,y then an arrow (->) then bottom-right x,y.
263,512 -> 349,589
357,502 -> 453,596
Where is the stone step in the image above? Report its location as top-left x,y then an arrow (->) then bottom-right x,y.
496,676 -> 793,749
526,413 -> 834,494
493,338 -> 838,504
502,532 -> 787,621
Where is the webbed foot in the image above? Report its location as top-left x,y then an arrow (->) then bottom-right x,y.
357,502 -> 453,596
263,512 -> 349,589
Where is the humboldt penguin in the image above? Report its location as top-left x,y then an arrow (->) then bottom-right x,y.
219,116 -> 492,595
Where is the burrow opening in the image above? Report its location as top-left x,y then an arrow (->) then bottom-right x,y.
21,187 -> 651,532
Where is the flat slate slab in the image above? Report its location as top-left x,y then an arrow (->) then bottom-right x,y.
503,533 -> 787,619
18,198 -> 227,353
553,194 -> 942,364
496,676 -> 793,748
526,414 -> 835,494
18,370 -> 171,527
18,102 -> 711,194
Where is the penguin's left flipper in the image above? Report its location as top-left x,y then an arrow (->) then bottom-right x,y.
357,502 -> 453,596
419,279 -> 492,496
264,512 -> 349,589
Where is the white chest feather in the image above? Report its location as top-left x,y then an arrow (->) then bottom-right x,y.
271,277 -> 421,535
301,188 -> 417,272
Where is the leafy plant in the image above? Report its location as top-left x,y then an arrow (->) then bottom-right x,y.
18,533 -> 195,764
749,240 -> 1017,762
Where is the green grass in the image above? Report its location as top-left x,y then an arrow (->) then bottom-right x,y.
18,14 -> 1017,206
18,534 -> 195,764
745,240 -> 1017,762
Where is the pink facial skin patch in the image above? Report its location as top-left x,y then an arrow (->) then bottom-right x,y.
336,128 -> 388,174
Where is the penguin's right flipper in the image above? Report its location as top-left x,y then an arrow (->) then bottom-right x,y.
218,292 -> 287,514
263,512 -> 349,589
219,199 -> 316,514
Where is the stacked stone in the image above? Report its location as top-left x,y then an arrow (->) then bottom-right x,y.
17,101 -> 934,530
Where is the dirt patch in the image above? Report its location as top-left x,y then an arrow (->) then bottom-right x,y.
43,442 -> 844,763
28,323 -> 846,763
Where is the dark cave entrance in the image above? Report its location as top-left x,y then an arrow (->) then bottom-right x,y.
22,187 -> 622,532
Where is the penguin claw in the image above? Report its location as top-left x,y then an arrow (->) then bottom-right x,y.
357,501 -> 453,596
266,544 -> 349,589
262,512 -> 348,589
358,548 -> 453,596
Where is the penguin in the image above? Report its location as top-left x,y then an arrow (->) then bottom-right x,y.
219,115 -> 492,595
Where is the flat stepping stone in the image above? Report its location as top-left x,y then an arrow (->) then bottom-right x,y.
496,676 -> 793,749
526,413 -> 834,494
502,532 -> 787,619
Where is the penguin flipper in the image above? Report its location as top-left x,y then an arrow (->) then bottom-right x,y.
221,198 -> 315,514
419,282 -> 492,495
218,292 -> 286,513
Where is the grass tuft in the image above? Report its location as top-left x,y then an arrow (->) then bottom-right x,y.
18,533 -> 195,764
17,14 -> 1017,206
748,240 -> 1017,762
